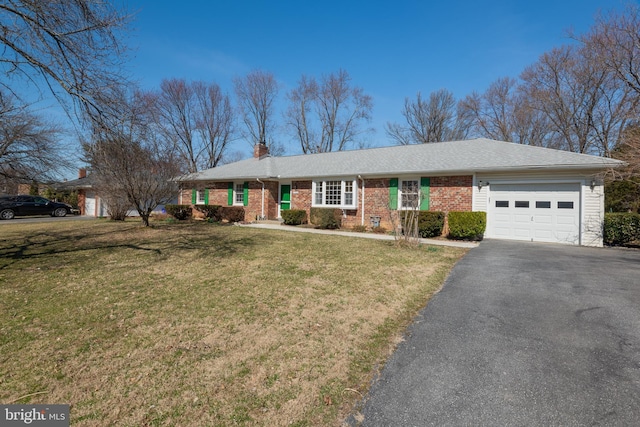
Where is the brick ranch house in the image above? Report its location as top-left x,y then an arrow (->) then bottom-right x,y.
177,138 -> 623,247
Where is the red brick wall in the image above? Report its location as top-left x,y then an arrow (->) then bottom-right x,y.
430,176 -> 473,212
78,190 -> 86,215
244,180 -> 279,221
286,176 -> 472,231
265,181 -> 278,219
182,181 -> 280,222
182,175 -> 473,226
291,180 -> 312,215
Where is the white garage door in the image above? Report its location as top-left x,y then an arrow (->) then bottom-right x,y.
85,192 -> 96,217
488,183 -> 581,245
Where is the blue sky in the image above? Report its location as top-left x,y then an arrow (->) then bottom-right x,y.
112,1 -> 632,160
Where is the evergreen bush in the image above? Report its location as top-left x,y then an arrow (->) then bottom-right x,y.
310,208 -> 342,229
219,206 -> 245,222
448,211 -> 486,240
165,204 -> 192,220
194,205 -> 222,221
603,212 -> 640,246
281,209 -> 307,225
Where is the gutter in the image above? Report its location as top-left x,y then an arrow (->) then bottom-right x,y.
256,178 -> 265,220
358,175 -> 365,226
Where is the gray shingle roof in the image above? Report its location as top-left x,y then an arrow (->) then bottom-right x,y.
179,138 -> 625,182
54,174 -> 97,190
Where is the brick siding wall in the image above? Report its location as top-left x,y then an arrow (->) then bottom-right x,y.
78,191 -> 86,215
182,181 -> 279,222
430,176 -> 473,212
181,175 -> 473,226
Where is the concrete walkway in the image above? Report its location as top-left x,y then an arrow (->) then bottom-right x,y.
240,222 -> 479,248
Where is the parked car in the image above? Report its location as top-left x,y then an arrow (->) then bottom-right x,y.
0,195 -> 74,220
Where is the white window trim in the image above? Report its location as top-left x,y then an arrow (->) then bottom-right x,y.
311,179 -> 358,209
398,177 -> 421,210
196,189 -> 206,205
233,182 -> 244,206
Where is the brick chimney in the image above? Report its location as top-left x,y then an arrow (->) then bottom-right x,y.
78,168 -> 87,179
253,142 -> 269,159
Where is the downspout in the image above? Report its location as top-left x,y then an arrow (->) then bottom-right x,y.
358,175 -> 365,226
256,178 -> 265,220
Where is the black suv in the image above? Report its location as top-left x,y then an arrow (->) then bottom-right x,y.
0,195 -> 73,220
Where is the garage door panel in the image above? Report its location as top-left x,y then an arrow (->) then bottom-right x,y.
488,183 -> 580,245
535,214 -> 552,224
494,227 -> 511,237
514,227 -> 532,238
556,215 -> 577,225
534,229 -> 553,239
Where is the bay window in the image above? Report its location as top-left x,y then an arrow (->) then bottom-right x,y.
312,179 -> 357,209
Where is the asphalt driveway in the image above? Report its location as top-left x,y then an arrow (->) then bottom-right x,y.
348,239 -> 640,426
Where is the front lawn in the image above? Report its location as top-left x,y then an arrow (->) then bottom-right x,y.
0,220 -> 466,426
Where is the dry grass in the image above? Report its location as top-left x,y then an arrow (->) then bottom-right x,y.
0,219 -> 466,426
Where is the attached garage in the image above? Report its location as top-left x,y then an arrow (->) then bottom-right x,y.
487,183 -> 581,245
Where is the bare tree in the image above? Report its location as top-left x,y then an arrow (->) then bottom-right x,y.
234,70 -> 278,148
0,89 -> 66,184
386,89 -> 470,145
192,81 -> 234,169
460,77 -> 553,147
578,5 -> 640,97
286,75 -> 317,153
153,79 -> 234,173
154,79 -> 198,173
460,78 -> 517,142
286,70 -> 373,154
520,44 -> 634,156
83,89 -> 180,226
0,0 -> 130,121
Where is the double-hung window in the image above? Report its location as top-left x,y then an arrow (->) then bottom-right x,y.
400,179 -> 420,209
234,182 -> 245,205
197,190 -> 206,205
312,179 -> 357,209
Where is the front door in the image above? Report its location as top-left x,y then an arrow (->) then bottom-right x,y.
280,184 -> 291,212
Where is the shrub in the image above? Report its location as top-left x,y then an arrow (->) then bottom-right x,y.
219,206 -> 245,223
417,211 -> 445,238
281,209 -> 307,225
44,187 -> 79,209
448,211 -> 486,240
165,204 -> 193,221
604,212 -> 640,246
401,211 -> 445,238
194,204 -> 222,221
310,208 -> 342,229
372,226 -> 387,234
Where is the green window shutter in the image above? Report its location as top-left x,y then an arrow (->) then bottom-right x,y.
204,188 -> 209,205
227,182 -> 233,206
389,178 -> 398,210
420,177 -> 430,210
191,189 -> 196,204
243,181 -> 249,206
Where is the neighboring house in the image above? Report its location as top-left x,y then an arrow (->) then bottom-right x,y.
56,169 -> 108,217
177,139 -> 624,247
56,169 -> 176,217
